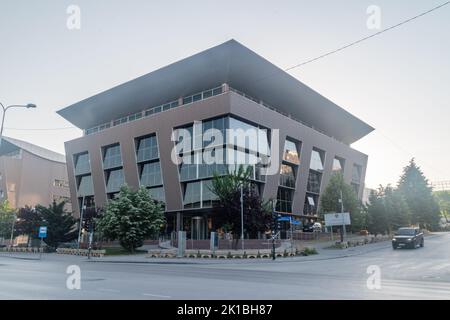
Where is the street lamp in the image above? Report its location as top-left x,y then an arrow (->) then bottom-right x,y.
0,102 -> 37,141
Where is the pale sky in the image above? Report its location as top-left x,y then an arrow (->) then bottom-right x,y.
1,0 -> 449,189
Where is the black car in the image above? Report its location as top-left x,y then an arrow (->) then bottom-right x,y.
392,227 -> 424,249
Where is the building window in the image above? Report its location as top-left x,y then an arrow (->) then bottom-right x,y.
201,180 -> 218,208
148,186 -> 165,203
307,170 -> 322,194
54,179 -> 69,188
352,164 -> 362,184
283,139 -> 300,164
53,195 -> 71,204
77,175 -> 94,196
105,169 -> 124,194
310,148 -> 325,172
183,181 -> 201,209
136,135 -> 159,162
332,157 -> 345,173
303,193 -> 319,216
140,162 -> 162,187
74,152 -> 90,175
279,164 -> 296,188
103,144 -> 122,170
276,187 -> 293,213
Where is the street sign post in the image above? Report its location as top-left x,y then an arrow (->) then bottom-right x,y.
324,213 -> 351,227
38,226 -> 47,259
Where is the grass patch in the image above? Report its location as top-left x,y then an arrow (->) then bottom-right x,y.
104,247 -> 147,256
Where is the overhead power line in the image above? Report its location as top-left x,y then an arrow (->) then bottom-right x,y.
284,1 -> 450,71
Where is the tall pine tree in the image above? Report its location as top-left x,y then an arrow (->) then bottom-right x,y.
397,159 -> 440,230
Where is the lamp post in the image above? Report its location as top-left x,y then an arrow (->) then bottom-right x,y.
9,213 -> 17,251
240,184 -> 244,251
0,102 -> 37,147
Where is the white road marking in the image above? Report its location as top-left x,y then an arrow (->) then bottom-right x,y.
429,263 -> 450,271
97,288 -> 121,293
142,293 -> 171,298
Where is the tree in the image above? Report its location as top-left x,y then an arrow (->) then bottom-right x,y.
383,186 -> 410,232
96,185 -> 165,252
320,173 -> 366,232
36,201 -> 79,249
14,206 -> 41,240
434,191 -> 450,224
367,187 -> 389,235
397,159 -> 441,230
0,201 -> 16,241
211,165 -> 271,247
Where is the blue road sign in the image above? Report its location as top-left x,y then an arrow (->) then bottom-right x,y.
38,226 -> 47,238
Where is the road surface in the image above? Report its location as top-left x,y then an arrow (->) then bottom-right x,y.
1,233 -> 449,299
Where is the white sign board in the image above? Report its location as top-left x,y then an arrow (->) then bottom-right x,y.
324,212 -> 351,226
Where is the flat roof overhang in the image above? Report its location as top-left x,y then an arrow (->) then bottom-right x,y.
57,39 -> 374,144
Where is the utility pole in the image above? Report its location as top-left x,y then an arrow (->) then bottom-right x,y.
77,197 -> 85,249
271,200 -> 276,261
8,213 -> 16,251
240,184 -> 244,251
339,189 -> 346,242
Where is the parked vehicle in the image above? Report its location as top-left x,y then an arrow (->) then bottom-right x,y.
392,227 -> 424,249
303,222 -> 322,232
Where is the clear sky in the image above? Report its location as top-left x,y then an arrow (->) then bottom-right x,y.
0,0 -> 449,189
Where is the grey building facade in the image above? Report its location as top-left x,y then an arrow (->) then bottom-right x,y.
57,40 -> 373,239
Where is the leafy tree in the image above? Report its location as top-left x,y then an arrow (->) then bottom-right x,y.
14,206 -> 41,240
366,187 -> 389,235
0,201 -> 16,240
96,185 -> 165,252
434,191 -> 450,224
211,165 -> 271,247
397,159 -> 441,230
36,201 -> 79,249
383,186 -> 411,232
319,173 -> 366,232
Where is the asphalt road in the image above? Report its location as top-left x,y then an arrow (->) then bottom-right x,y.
1,233 -> 449,300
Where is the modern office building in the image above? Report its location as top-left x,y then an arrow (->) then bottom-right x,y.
57,40 -> 373,239
0,136 -> 71,210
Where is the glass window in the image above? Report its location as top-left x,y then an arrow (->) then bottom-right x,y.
145,108 -> 154,117
136,135 -> 159,162
170,100 -> 179,109
74,152 -> 90,175
307,170 -> 322,194
179,153 -> 197,181
212,86 -> 223,96
183,96 -> 193,105
283,140 -> 300,164
106,169 -> 124,193
352,164 -> 362,183
103,144 -> 122,169
193,93 -> 202,102
276,187 -> 293,213
198,148 -> 227,179
303,193 -> 319,215
140,162 -> 162,187
203,90 -> 213,99
310,148 -> 325,172
333,157 -> 345,172
202,180 -> 218,207
77,175 -> 94,196
183,181 -> 201,208
351,182 -> 360,195
148,186 -> 165,203
279,164 -> 296,188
